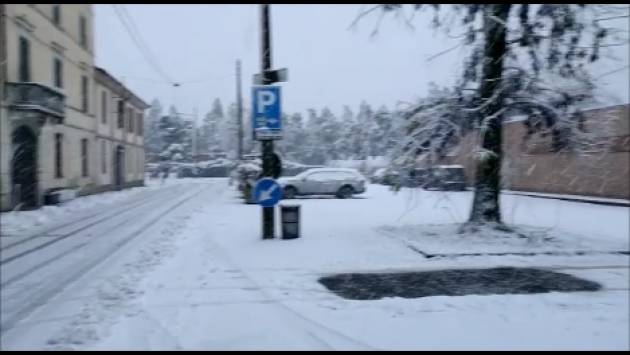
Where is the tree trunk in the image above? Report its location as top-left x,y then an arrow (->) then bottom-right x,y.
468,4 -> 511,225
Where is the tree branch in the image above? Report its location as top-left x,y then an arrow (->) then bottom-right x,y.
348,5 -> 383,31
426,43 -> 463,62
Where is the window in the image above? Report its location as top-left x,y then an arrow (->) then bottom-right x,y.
101,91 -> 107,124
117,100 -> 125,128
81,75 -> 89,112
19,36 -> 30,82
307,171 -> 352,182
81,138 -> 89,177
53,58 -> 63,88
54,133 -> 63,178
127,107 -> 134,133
101,140 -> 107,174
137,112 -> 143,136
52,5 -> 61,26
79,15 -> 87,49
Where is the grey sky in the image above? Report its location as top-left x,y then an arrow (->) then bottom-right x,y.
94,4 -> 629,119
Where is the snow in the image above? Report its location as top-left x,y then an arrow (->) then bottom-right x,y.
435,164 -> 464,169
1,180 -> 628,350
0,177 -> 188,238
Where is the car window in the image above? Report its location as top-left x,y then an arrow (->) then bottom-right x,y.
307,172 -> 334,181
306,171 -> 349,181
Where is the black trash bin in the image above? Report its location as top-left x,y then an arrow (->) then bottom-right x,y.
281,204 -> 300,239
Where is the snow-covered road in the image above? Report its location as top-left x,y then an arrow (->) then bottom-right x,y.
1,178 -> 628,350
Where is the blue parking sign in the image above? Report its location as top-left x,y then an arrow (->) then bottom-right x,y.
252,86 -> 282,140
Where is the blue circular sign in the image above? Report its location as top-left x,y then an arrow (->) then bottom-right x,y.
253,178 -> 282,207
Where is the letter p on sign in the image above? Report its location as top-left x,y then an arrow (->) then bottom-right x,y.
257,91 -> 276,114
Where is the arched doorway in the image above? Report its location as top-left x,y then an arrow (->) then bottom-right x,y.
11,126 -> 39,210
114,145 -> 125,190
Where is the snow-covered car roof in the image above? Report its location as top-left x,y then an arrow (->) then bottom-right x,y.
298,167 -> 365,176
435,165 -> 464,169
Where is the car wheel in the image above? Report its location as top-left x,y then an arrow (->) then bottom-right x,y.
283,186 -> 297,199
337,186 -> 354,199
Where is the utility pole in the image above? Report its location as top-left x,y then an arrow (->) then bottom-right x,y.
236,60 -> 243,160
192,106 -> 198,163
260,4 -> 274,239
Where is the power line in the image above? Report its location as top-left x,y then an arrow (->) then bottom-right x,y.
112,5 -> 175,85
123,76 -> 172,84
120,8 -> 174,85
178,73 -> 234,84
117,5 -> 173,84
117,5 -> 171,82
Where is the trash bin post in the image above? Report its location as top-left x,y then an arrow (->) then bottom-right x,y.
280,204 -> 300,239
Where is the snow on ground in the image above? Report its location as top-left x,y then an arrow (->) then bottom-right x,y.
0,176 -> 189,237
1,179 -> 628,350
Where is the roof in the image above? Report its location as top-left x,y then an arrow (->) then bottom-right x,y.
94,67 -> 150,109
299,167 -> 362,174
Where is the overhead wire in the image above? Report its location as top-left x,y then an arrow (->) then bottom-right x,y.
112,4 -> 175,85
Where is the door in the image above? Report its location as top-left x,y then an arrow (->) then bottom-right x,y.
114,145 -> 125,190
303,172 -> 339,194
11,126 -> 39,209
300,172 -> 323,194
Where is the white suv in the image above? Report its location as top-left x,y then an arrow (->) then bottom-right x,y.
278,168 -> 367,199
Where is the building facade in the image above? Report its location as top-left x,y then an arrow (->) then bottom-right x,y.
93,67 -> 147,194
1,4 -> 147,211
440,104 -> 630,199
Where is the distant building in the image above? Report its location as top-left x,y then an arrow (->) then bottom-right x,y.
1,4 -> 148,211
440,103 -> 630,199
93,67 -> 148,193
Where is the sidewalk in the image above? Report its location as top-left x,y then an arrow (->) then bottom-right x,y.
502,190 -> 630,207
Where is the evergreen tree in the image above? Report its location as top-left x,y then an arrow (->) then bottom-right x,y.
144,98 -> 163,160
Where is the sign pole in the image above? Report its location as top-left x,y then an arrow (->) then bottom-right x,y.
260,4 -> 274,239
236,60 -> 243,160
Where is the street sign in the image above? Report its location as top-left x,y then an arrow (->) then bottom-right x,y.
253,68 -> 288,85
253,178 -> 282,207
252,85 -> 282,140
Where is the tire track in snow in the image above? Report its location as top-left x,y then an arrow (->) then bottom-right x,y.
0,186 -> 188,288
41,184 -> 218,349
201,236 -> 379,351
0,184 -> 185,261
0,183 -> 183,247
0,185 -> 205,336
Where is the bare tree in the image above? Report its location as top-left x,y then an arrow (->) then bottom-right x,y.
356,4 -> 628,230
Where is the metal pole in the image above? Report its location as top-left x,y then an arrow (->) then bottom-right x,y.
236,60 -> 243,160
192,107 -> 198,163
260,4 -> 274,239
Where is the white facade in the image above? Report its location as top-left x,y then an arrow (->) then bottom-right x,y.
1,4 -> 147,211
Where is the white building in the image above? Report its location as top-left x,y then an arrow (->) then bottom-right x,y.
1,4 -> 148,211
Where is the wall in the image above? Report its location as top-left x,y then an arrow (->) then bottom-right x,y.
443,104 -> 630,199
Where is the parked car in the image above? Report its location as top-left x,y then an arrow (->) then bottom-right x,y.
370,167 -> 388,184
177,164 -> 199,178
421,165 -> 467,191
278,168 -> 367,199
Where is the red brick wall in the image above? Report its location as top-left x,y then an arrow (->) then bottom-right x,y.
441,104 -> 630,199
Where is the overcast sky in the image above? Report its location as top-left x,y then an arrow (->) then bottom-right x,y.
94,4 -> 629,119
